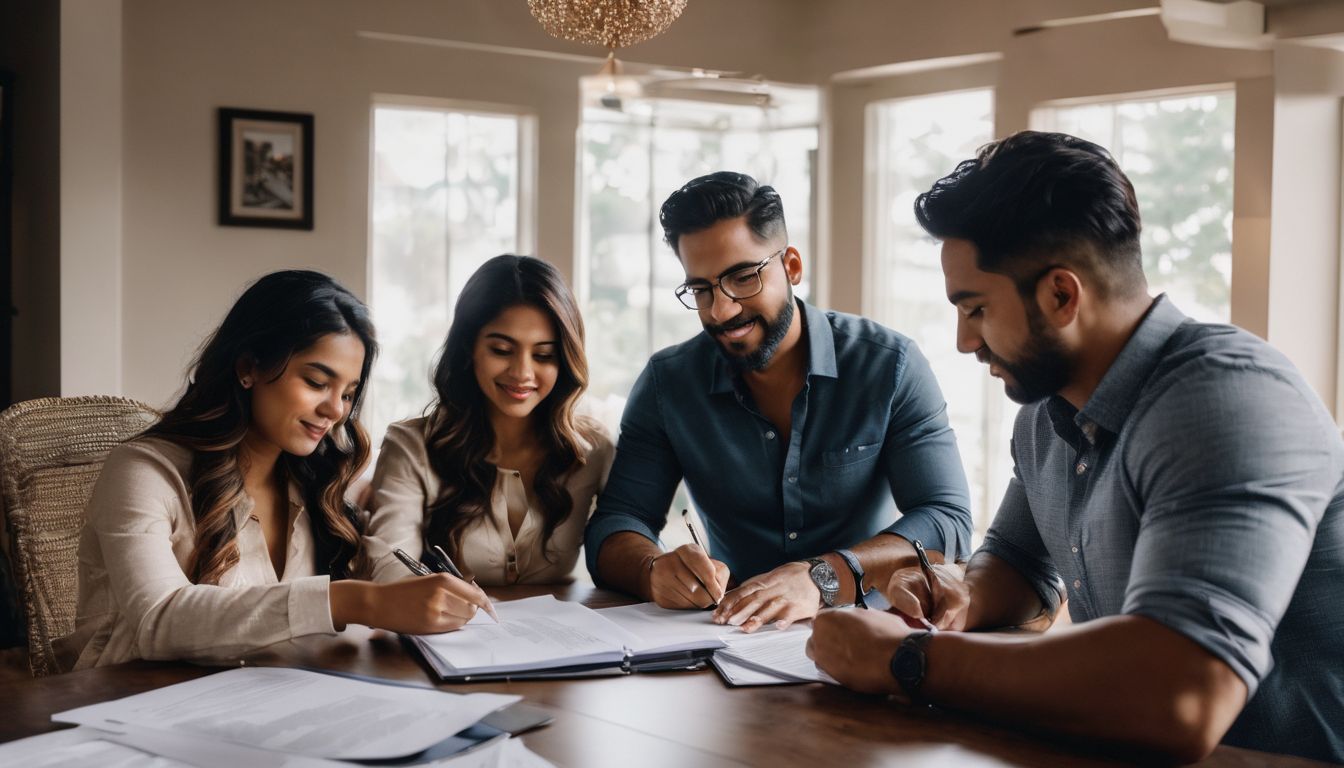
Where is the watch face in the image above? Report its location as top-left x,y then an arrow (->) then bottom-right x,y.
810,561 -> 841,592
893,649 -> 922,682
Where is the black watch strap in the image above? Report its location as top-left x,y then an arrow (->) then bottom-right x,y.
889,630 -> 935,702
833,548 -> 867,608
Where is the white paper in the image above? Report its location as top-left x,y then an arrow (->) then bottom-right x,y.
595,602 -> 737,653
0,727 -> 196,768
416,595 -> 640,675
708,653 -> 801,686
53,667 -> 519,760
715,629 -> 837,685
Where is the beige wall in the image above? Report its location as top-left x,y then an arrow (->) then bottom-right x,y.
35,0 -> 1344,416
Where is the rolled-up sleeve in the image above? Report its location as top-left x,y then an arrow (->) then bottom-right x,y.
979,456 -> 1066,617
1121,364 -> 1331,695
584,361 -> 683,579
88,446 -> 336,662
880,341 -> 973,560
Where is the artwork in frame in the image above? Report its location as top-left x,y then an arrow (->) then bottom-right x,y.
218,107 -> 313,230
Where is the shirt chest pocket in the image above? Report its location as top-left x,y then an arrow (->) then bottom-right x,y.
818,441 -> 883,501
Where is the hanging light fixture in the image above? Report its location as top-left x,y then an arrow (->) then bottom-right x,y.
527,0 -> 688,75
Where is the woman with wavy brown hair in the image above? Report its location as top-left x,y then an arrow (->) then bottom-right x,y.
367,255 -> 612,585
59,270 -> 489,670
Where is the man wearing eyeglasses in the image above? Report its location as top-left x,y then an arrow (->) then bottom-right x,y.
585,171 -> 973,632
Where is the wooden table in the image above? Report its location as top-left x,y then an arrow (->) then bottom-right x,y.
0,584 -> 1330,767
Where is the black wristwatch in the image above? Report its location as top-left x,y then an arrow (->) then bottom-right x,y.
890,630 -> 934,701
804,557 -> 842,607
833,548 -> 867,608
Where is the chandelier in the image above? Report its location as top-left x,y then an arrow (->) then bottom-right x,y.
528,0 -> 688,70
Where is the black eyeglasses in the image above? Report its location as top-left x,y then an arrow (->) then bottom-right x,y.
674,249 -> 785,310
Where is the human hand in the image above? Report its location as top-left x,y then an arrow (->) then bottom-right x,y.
712,561 -> 820,633
333,574 -> 488,634
647,543 -> 730,609
806,608 -> 910,695
883,561 -> 970,631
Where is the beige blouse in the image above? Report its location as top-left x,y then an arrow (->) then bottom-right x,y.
57,438 -> 343,670
366,414 -> 614,586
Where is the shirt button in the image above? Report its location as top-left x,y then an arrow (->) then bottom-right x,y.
1071,546 -> 1079,553
1073,579 -> 1082,589
787,476 -> 797,484
788,532 -> 798,540
1075,462 -> 1087,475
765,430 -> 776,440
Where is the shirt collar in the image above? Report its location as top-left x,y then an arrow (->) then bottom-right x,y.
1077,293 -> 1188,437
231,476 -> 307,528
708,299 -> 837,395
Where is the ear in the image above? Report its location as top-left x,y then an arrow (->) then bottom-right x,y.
782,246 -> 804,286
235,357 -> 257,388
1033,267 -> 1082,328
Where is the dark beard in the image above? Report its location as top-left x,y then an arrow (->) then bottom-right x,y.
705,292 -> 796,373
985,303 -> 1072,404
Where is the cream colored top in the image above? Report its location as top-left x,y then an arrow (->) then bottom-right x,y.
58,437 -> 341,670
367,414 -> 614,585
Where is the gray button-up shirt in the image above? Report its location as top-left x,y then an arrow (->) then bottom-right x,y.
586,300 -> 973,580
982,295 -> 1344,763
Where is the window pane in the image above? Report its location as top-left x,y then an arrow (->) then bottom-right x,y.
1035,92 -> 1235,322
369,106 -> 523,443
579,87 -> 819,404
867,89 -> 1010,537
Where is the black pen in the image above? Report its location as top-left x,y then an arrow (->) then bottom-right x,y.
682,509 -> 722,608
910,540 -> 939,633
429,544 -> 500,623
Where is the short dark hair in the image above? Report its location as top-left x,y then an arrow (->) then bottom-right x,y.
914,131 -> 1145,300
659,171 -> 787,255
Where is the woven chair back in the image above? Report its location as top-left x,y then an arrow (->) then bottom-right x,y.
0,396 -> 158,676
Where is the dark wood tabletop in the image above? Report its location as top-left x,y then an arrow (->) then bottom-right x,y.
1,583 -> 1332,768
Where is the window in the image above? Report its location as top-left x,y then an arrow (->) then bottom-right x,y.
578,80 -> 820,404
1034,90 -> 1235,322
865,88 -> 1009,537
368,102 -> 534,444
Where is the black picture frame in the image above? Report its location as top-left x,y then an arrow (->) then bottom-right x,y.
0,71 -> 14,410
217,107 -> 313,230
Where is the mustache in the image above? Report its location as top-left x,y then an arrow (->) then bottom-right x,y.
704,313 -> 758,335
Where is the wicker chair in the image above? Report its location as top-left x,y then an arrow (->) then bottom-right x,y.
0,396 -> 158,676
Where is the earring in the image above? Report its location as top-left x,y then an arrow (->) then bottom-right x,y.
240,377 -> 252,388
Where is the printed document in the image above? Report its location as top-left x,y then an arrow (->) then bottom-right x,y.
53,666 -> 519,760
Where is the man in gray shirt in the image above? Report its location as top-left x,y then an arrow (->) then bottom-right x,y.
807,131 -> 1344,764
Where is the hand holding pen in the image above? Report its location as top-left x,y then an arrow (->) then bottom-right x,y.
394,547 -> 499,623
644,510 -> 730,610
880,539 -> 970,632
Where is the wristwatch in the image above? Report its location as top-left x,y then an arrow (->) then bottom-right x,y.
833,548 -> 868,609
889,630 -> 934,701
804,557 -> 842,607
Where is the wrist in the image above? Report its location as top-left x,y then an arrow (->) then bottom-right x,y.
330,580 -> 374,629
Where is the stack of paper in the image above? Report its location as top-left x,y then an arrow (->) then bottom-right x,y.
0,667 -> 554,767
410,596 -> 726,681
595,602 -> 838,687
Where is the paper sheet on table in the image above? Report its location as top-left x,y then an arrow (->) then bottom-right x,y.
595,601 -> 763,653
715,628 -> 837,685
420,595 -> 641,673
0,727 -> 202,768
52,666 -> 519,760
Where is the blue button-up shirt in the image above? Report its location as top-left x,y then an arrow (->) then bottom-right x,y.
586,300 -> 972,581
982,295 -> 1344,763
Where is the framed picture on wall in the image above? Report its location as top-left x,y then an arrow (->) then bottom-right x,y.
218,107 -> 313,230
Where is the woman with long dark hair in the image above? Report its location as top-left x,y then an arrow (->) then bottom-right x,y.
367,255 -> 612,585
59,270 -> 488,669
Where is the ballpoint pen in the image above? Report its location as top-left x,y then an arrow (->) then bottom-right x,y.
429,544 -> 500,623
393,546 -> 499,623
682,509 -> 722,608
910,540 -> 939,633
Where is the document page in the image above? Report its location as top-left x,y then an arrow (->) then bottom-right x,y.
595,602 -> 734,654
715,628 -> 836,685
53,667 -> 519,760
415,595 -> 639,675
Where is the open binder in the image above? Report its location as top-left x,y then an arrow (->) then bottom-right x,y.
405,595 -> 726,682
